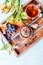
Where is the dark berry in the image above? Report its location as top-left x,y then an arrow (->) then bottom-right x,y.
6,23 -> 18,42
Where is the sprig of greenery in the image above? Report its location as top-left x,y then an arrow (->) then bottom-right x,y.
10,0 -> 27,22
0,36 -> 11,55
0,44 -> 12,54
0,44 -> 10,50
0,37 -> 11,54
1,0 -> 28,22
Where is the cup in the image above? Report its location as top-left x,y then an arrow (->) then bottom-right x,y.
25,4 -> 41,20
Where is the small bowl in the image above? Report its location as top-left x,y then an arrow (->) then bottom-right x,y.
25,4 -> 41,20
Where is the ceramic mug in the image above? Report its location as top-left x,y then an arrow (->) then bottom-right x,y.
25,4 -> 41,20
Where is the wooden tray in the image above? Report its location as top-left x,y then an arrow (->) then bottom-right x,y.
0,0 -> 43,57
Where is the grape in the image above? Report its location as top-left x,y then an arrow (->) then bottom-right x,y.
6,23 -> 18,42
6,23 -> 18,33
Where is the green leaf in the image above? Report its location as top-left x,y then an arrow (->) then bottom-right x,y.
21,12 -> 28,20
10,0 -> 15,6
0,44 -> 12,55
0,44 -> 10,50
5,0 -> 9,3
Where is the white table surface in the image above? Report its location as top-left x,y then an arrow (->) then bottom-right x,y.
0,0 -> 43,65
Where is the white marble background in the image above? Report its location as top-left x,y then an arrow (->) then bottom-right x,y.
0,0 -> 43,65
